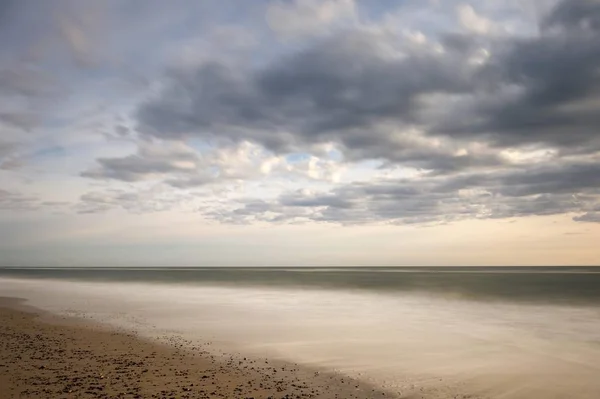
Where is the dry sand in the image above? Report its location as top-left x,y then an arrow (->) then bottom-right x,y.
0,297 -> 396,399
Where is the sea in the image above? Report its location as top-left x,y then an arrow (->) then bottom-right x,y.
1,266 -> 600,398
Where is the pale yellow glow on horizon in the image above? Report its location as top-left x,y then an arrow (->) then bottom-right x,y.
5,211 -> 598,267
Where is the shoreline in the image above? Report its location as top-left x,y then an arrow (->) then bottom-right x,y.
0,296 -> 394,399
2,276 -> 600,398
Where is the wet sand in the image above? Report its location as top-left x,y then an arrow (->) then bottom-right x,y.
0,297 -> 393,399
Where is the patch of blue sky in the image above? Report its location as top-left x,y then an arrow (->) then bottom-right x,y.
208,165 -> 221,178
187,138 -> 218,154
285,153 -> 311,163
285,149 -> 343,164
326,147 -> 344,162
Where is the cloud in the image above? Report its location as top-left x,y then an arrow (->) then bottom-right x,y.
542,0 -> 600,31
279,189 -> 354,209
456,4 -> 496,34
435,2 -> 600,151
0,189 -> 37,211
76,184 -> 201,215
0,189 -> 66,212
137,0 -> 600,170
68,0 -> 587,227
207,160 -> 600,225
573,212 -> 600,223
0,65 -> 64,134
7,0 -> 600,233
81,139 -> 271,186
266,0 -> 357,38
0,66 -> 59,98
136,29 -> 482,169
0,112 -> 38,130
81,140 -> 201,182
82,137 -> 346,189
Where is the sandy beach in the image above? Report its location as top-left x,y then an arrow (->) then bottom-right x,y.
3,272 -> 600,399
0,297 -> 392,399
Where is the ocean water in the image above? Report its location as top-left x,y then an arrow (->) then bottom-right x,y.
1,267 -> 600,398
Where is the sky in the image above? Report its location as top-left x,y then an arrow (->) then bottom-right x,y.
1,0 -> 599,266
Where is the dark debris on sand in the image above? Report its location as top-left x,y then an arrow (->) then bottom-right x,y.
0,303 -> 394,399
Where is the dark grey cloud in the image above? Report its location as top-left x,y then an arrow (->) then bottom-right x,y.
77,0 -> 600,227
492,162 -> 600,197
137,30 -> 482,168
573,212 -> 600,223
82,154 -> 194,182
81,142 -> 201,182
543,0 -> 600,30
165,175 -> 216,189
81,139 -> 346,188
76,188 -> 192,214
115,125 -> 130,136
279,191 -> 354,209
212,161 -> 600,225
435,1 -> 600,150
136,0 -> 600,166
208,197 -> 315,225
80,140 -> 263,187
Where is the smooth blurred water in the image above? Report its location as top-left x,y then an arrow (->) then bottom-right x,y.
1,267 -> 600,398
2,266 -> 600,305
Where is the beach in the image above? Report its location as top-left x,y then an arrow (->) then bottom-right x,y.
0,297 -> 392,399
1,268 -> 600,398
